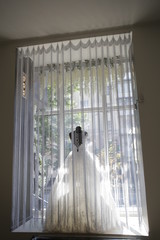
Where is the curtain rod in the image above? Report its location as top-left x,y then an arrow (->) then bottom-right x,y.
3,25 -> 132,48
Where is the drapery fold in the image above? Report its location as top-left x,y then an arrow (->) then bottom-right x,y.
12,32 -> 148,236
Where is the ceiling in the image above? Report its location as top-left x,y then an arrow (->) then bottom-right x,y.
0,0 -> 160,43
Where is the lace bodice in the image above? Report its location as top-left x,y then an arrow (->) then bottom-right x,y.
69,126 -> 87,151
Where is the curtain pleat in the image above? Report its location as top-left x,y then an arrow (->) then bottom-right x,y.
23,53 -> 28,224
18,51 -> 23,227
12,32 -> 149,236
35,47 -> 40,220
89,42 -> 97,231
50,44 -> 53,226
30,48 -> 34,220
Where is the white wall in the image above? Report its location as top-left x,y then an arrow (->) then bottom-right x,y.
133,23 -> 160,240
0,23 -> 160,239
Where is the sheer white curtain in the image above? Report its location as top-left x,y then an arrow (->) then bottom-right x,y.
12,32 -> 149,236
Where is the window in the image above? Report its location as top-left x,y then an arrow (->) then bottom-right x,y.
12,33 -> 149,236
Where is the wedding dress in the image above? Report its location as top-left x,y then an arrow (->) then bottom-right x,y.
45,127 -> 122,234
